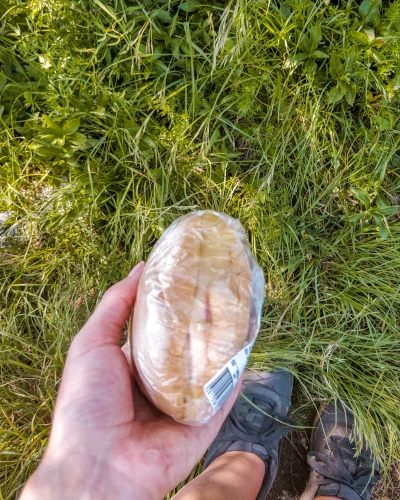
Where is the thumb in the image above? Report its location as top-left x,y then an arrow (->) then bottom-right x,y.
71,262 -> 145,355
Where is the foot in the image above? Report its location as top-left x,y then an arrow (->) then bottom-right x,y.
300,402 -> 380,500
203,370 -> 295,499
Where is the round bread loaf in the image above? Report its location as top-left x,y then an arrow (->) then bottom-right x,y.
130,210 -> 264,425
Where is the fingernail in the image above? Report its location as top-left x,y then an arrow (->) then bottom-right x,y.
128,261 -> 145,276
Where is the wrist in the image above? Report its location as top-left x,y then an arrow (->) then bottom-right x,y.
20,451 -> 167,500
21,459 -> 87,500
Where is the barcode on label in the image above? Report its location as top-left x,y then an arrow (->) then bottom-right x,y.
204,367 -> 234,412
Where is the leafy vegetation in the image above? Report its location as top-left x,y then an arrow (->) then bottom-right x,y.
1,0 -> 400,497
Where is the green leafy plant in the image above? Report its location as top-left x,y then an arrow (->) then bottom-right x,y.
291,25 -> 329,74
351,28 -> 386,66
30,116 -> 88,160
328,51 -> 358,105
348,188 -> 398,239
358,0 -> 382,26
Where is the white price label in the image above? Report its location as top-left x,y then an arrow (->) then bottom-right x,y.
204,341 -> 255,413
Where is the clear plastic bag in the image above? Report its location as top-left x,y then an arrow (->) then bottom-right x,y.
130,210 -> 265,425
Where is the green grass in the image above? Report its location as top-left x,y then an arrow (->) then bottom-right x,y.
1,0 -> 400,497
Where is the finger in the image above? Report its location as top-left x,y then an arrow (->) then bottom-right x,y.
133,383 -> 162,421
152,375 -> 243,461
121,341 -> 133,374
122,340 -> 162,420
124,343 -> 163,421
71,262 -> 145,354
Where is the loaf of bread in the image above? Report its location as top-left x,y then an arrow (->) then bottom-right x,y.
130,211 -> 264,425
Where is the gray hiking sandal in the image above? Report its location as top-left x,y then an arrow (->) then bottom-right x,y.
300,402 -> 380,500
203,370 -> 296,499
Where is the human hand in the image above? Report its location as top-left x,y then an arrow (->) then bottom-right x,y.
21,262 -> 241,500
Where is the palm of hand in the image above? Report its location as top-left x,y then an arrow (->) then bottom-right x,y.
23,264 -> 239,500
